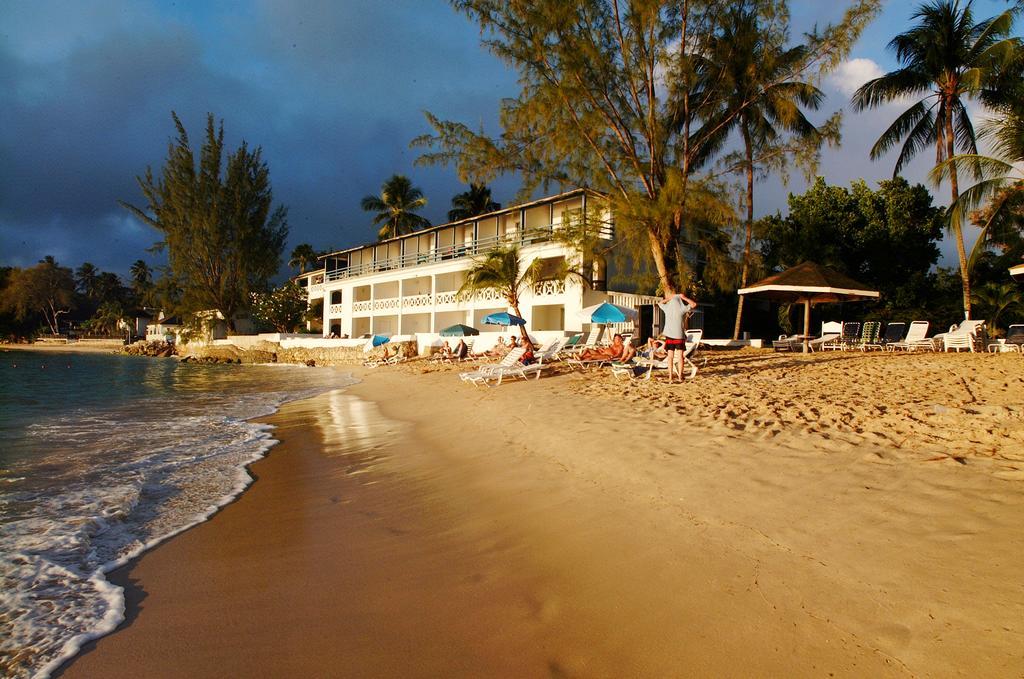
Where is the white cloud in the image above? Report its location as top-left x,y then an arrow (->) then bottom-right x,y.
828,58 -> 884,97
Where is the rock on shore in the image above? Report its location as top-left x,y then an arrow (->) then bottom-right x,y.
124,339 -> 419,367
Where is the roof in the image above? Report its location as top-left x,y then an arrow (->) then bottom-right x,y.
737,262 -> 879,302
318,187 -> 604,260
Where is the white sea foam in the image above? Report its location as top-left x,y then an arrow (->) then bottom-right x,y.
0,361 -> 356,678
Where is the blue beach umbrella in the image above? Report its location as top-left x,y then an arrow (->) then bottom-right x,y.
439,324 -> 480,337
482,312 -> 526,327
362,334 -> 391,353
579,302 -> 638,324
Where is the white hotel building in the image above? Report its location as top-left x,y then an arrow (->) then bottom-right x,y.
296,189 -> 659,343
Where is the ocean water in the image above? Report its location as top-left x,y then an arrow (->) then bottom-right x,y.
0,350 -> 353,678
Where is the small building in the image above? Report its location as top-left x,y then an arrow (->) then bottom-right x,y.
296,188 -> 660,341
146,313 -> 181,342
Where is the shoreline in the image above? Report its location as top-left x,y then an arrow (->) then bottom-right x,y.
57,363 -> 1024,677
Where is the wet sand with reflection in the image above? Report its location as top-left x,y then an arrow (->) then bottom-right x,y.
60,368 -> 1024,677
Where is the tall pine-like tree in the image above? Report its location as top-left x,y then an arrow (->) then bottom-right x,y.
121,113 -> 288,330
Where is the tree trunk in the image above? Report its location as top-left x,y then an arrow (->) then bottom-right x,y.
944,98 -> 971,319
510,300 -> 532,349
647,224 -> 680,295
732,125 -> 755,341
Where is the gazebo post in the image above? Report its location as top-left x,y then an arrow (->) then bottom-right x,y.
803,298 -> 811,353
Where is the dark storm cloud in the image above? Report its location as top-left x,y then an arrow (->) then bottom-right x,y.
2,0 -> 1009,274
0,0 -> 517,274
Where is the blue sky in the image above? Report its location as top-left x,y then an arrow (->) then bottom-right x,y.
0,0 -> 1016,275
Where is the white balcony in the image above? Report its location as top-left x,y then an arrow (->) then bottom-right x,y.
328,303 -> 343,316
323,223 -> 613,283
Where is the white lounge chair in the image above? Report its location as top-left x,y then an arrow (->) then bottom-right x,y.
937,319 -> 986,352
886,321 -> 931,351
773,334 -> 800,352
807,321 -> 843,352
462,344 -> 559,387
989,324 -> 1023,353
459,347 -> 526,382
570,327 -> 604,355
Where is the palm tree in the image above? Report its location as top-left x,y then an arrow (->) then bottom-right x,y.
361,175 -> 431,240
931,48 -> 1024,271
852,0 -> 1019,318
75,262 -> 100,299
972,281 -> 1022,335
130,260 -> 152,289
703,7 -> 826,340
288,243 -> 318,273
448,183 -> 501,222
458,245 -> 562,347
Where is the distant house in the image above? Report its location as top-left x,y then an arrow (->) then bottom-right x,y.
120,309 -> 154,341
146,313 -> 181,342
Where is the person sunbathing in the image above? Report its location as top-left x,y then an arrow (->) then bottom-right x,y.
483,336 -> 508,358
453,338 -> 468,360
579,333 -> 626,361
639,337 -> 668,360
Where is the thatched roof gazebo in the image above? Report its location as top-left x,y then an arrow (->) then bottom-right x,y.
738,262 -> 880,352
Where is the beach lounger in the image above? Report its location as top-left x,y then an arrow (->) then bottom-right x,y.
459,348 -> 527,384
937,319 -> 986,352
569,327 -> 604,355
805,322 -> 843,352
823,322 -> 860,350
773,334 -> 800,352
886,321 -> 932,351
863,322 -> 906,351
989,324 -> 1024,352
462,345 -> 559,386
852,321 -> 881,350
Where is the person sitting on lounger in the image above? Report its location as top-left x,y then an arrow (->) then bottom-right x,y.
579,333 -> 626,361
618,340 -> 638,363
642,337 -> 668,360
453,338 -> 468,360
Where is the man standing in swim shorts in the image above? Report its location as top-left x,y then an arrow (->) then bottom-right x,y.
658,291 -> 698,383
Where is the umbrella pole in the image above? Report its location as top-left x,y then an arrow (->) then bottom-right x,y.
803,299 -> 811,353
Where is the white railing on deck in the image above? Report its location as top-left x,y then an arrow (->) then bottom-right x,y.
328,303 -> 343,315
324,222 -> 614,282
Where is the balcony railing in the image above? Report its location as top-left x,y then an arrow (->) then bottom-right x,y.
345,285 -> 562,316
325,223 -> 613,282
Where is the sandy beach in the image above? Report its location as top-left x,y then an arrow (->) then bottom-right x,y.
0,342 -> 123,355
59,350 -> 1024,677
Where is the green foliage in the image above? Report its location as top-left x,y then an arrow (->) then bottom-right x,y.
84,300 -> 128,336
130,259 -> 153,298
361,175 -> 431,240
972,280 -> 1022,335
121,112 -> 289,330
413,0 -> 878,295
0,258 -> 77,335
250,282 -> 309,333
448,183 -> 501,221
288,243 -> 319,274
758,177 -> 944,317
